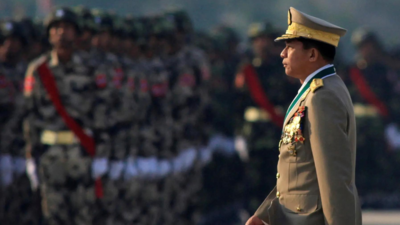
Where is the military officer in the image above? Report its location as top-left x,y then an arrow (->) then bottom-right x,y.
246,7 -> 361,225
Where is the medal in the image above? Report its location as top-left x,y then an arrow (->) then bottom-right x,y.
295,136 -> 305,144
280,106 -> 308,155
292,116 -> 301,124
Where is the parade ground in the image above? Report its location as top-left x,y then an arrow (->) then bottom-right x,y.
363,211 -> 400,225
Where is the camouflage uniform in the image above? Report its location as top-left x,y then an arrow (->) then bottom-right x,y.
120,57 -> 154,224
0,54 -> 26,180
85,12 -> 132,224
97,16 -> 162,225
24,51 -> 106,225
0,61 -> 39,225
0,20 -> 41,225
23,8 -> 111,225
130,17 -> 172,223
160,12 -> 210,221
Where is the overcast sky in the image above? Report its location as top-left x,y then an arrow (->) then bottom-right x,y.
3,0 -> 400,62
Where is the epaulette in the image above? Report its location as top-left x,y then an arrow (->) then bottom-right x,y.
310,78 -> 324,93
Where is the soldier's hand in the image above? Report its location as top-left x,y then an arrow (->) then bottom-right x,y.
245,215 -> 265,225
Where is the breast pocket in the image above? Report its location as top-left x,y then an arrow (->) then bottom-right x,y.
280,194 -> 320,214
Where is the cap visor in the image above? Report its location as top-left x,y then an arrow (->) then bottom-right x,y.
274,34 -> 300,42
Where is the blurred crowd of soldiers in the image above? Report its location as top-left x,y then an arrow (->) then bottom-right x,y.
1,6 -> 211,225
1,5 -> 400,225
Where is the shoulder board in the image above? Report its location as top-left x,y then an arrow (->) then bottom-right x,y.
31,54 -> 49,67
310,78 -> 324,93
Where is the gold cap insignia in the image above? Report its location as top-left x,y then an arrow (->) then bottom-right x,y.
276,7 -> 347,47
288,10 -> 292,25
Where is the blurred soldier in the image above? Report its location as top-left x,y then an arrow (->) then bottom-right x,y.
208,25 -> 241,137
23,7 -> 111,225
198,25 -> 248,224
120,16 -> 145,62
165,9 -> 211,149
130,15 -> 171,225
192,31 -> 214,56
234,22 -> 298,213
89,9 -> 132,225
90,10 -> 117,63
99,14 -> 153,225
109,15 -> 129,60
118,16 -> 159,225
351,28 -> 400,120
0,19 -> 39,225
123,17 -> 145,61
347,28 -> 400,195
157,10 -> 210,224
73,6 -> 97,59
18,18 -> 49,61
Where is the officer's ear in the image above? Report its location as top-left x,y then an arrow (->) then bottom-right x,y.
308,48 -> 319,62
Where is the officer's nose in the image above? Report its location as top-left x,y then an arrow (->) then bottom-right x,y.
280,47 -> 287,58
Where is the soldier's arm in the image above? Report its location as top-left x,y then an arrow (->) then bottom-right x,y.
307,88 -> 357,225
23,62 -> 41,158
90,66 -> 112,158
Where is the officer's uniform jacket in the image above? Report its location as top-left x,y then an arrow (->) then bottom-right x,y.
254,66 -> 362,225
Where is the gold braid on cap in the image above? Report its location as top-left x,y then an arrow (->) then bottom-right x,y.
283,22 -> 341,47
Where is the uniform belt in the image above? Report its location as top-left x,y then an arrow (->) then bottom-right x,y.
244,107 -> 271,122
41,130 -> 77,145
353,103 -> 379,118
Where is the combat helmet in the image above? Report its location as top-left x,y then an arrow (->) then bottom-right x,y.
164,9 -> 193,33
0,20 -> 28,45
91,9 -> 114,32
247,22 -> 276,40
73,5 -> 97,33
44,7 -> 81,35
351,27 -> 380,49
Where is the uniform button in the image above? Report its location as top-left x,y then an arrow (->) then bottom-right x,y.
276,191 -> 280,198
296,206 -> 301,212
276,173 -> 280,179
